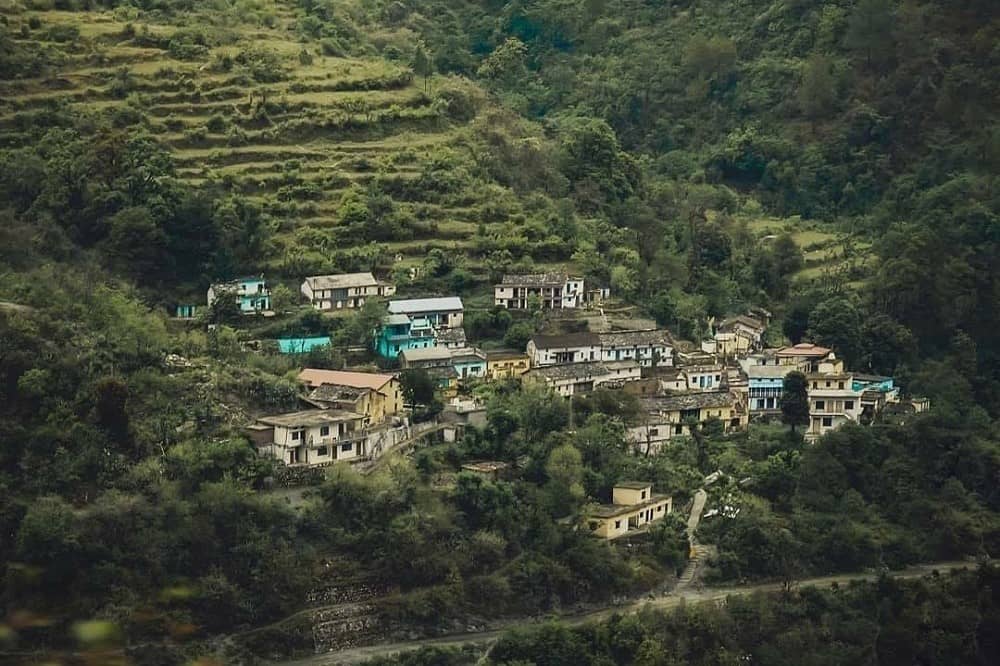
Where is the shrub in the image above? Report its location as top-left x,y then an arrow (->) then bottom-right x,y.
206,114 -> 228,133
46,24 -> 80,43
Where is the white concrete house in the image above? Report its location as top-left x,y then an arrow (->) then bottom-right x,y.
526,332 -> 601,367
494,272 -> 584,310
247,409 -> 369,466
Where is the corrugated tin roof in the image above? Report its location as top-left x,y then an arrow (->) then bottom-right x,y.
298,369 -> 396,391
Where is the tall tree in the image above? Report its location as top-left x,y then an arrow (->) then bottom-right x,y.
781,371 -> 810,435
412,43 -> 433,92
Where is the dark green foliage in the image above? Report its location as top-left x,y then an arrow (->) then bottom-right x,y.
485,567 -> 1000,666
780,371 -> 810,433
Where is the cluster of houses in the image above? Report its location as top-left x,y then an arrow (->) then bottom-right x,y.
214,270 -> 928,541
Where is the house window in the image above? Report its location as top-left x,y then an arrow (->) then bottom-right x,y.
674,424 -> 683,435
815,400 -> 825,410
826,381 -> 831,387
641,490 -> 646,500
291,430 -> 301,441
813,381 -> 818,389
614,520 -> 621,529
320,426 -> 330,437
341,442 -> 353,452
649,428 -> 659,436
317,446 -> 328,456
657,506 -> 663,512
822,417 -> 833,427
845,400 -> 854,410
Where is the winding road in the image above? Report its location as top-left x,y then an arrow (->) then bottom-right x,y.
278,560 -> 972,666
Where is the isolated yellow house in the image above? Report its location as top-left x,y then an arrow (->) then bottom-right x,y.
585,482 -> 673,539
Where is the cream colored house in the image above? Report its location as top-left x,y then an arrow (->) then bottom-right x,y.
248,409 -> 368,466
805,371 -> 864,441
586,482 -> 673,539
301,272 -> 395,311
297,369 -> 403,425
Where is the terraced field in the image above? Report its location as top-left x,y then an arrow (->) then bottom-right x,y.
0,3 -> 551,286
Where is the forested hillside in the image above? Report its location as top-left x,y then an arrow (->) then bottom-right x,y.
1,0 -> 998,664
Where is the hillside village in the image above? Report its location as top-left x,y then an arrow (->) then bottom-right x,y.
2,0 -> 998,662
197,267 -> 928,541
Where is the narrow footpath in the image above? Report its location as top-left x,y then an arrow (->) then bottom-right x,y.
278,561 -> 972,666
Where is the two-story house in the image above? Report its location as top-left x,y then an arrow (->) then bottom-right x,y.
485,349 -> 531,380
400,346 -> 487,382
597,330 -> 674,368
680,364 -> 725,391
494,272 -> 585,310
585,482 -> 673,539
374,313 -> 437,359
526,332 -> 601,367
297,369 -> 403,425
388,297 -> 464,329
776,343 -> 833,372
301,272 -> 395,310
207,276 -> 271,314
635,391 -> 745,440
521,360 -> 641,397
247,409 -> 368,466
747,364 -> 789,416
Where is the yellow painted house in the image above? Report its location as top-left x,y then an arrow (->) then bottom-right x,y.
485,349 -> 531,380
585,482 -> 673,539
298,369 -> 403,425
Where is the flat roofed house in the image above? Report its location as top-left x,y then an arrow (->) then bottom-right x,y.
301,272 -> 395,311
207,276 -> 271,314
805,371 -> 863,441
494,272 -> 584,310
250,409 -> 368,466
526,332 -> 601,367
521,360 -> 641,397
586,482 -> 673,539
388,297 -> 464,329
297,369 -> 403,424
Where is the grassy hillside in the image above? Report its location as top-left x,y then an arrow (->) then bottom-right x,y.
0,1 -> 581,304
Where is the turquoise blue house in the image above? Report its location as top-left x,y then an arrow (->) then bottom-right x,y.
207,276 -> 271,314
278,337 -> 332,354
175,304 -> 197,318
852,374 -> 895,393
374,313 -> 436,359
451,349 -> 487,380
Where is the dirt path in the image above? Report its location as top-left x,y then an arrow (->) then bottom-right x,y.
277,560 -> 972,665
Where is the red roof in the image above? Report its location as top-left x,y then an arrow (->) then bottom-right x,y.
297,369 -> 395,391
775,343 -> 831,358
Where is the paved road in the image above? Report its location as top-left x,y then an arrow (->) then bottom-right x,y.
278,560 -> 972,666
